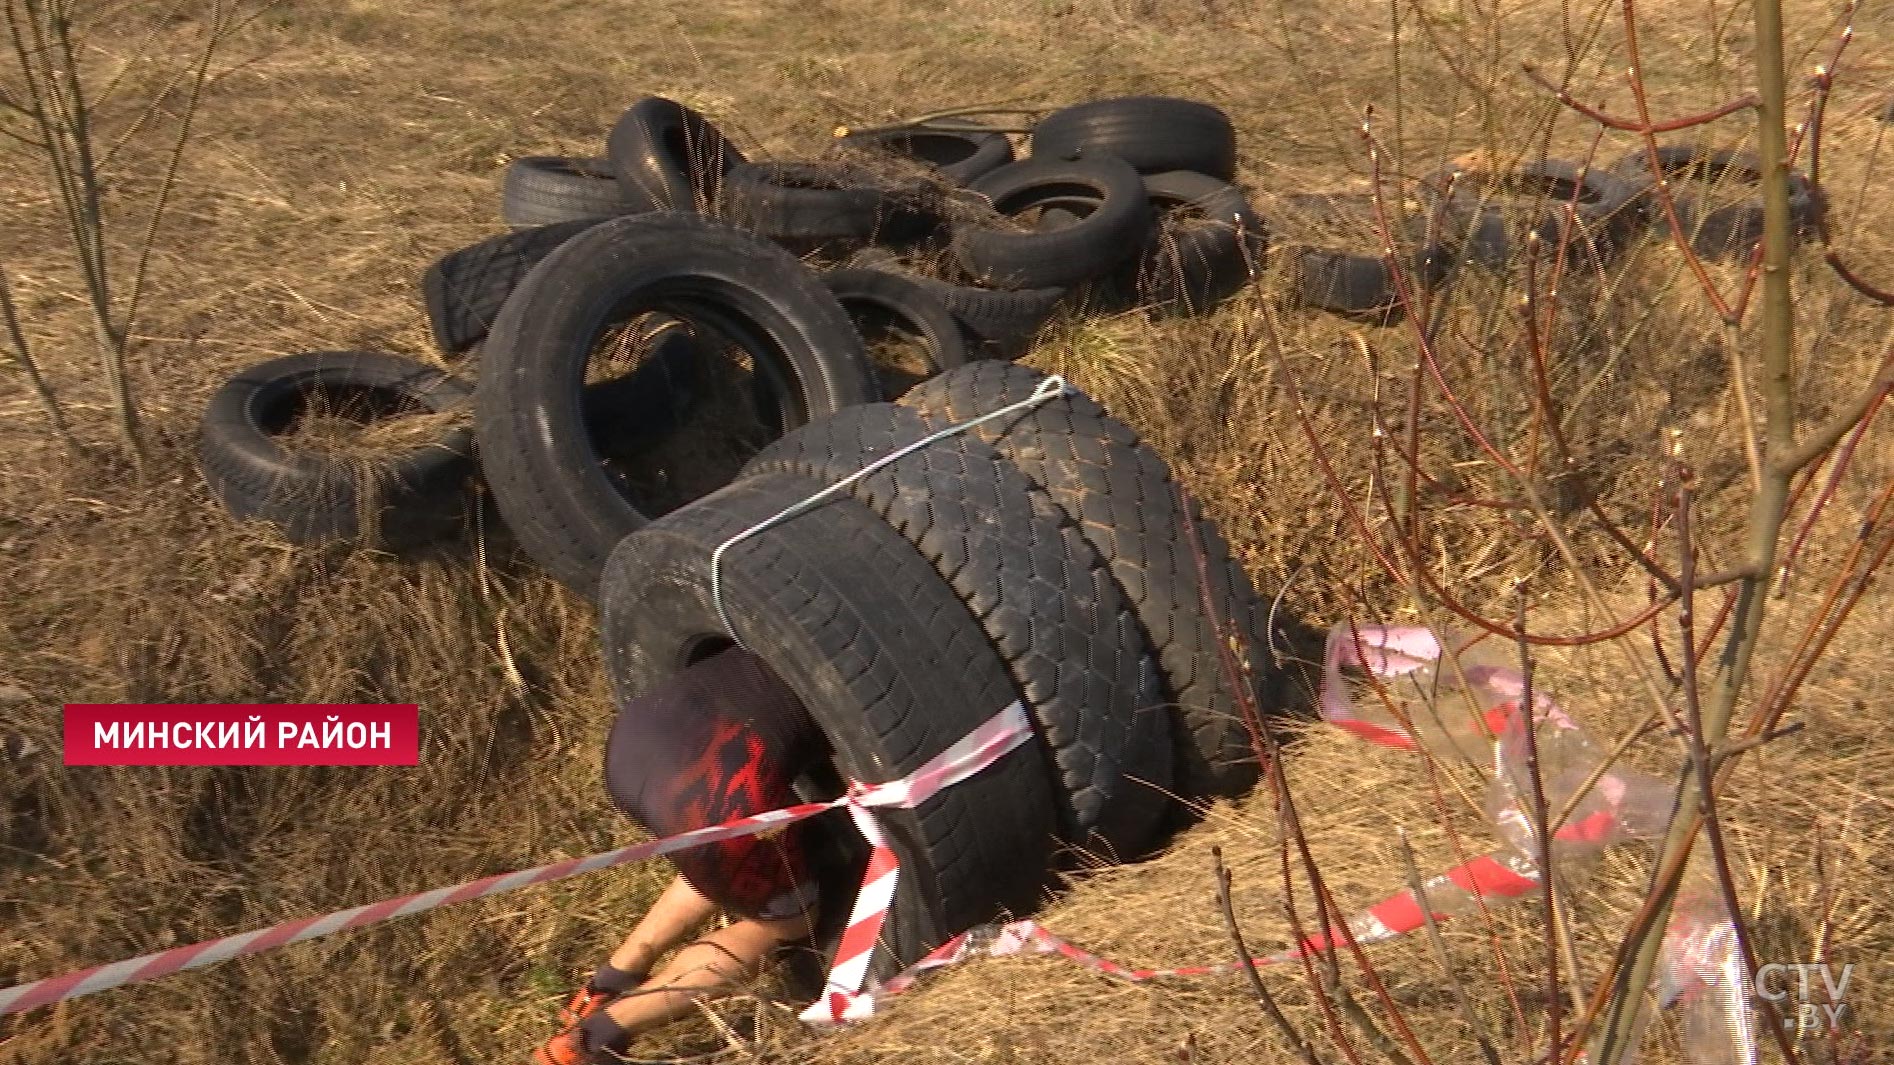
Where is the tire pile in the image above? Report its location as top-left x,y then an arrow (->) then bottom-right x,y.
193,91 -> 1814,982
195,93 -> 1815,553
198,94 -> 1278,558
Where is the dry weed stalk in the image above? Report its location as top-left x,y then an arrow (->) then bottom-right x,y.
0,0 -> 260,463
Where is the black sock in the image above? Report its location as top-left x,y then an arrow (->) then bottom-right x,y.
579,1009 -> 632,1055
588,961 -> 645,994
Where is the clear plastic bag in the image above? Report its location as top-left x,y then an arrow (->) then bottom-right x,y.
1320,622 -> 1757,1065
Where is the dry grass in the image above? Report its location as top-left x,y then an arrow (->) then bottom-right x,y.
3,0 -> 1893,1063
277,394 -> 471,458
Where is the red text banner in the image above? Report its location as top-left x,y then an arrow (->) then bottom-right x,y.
61,704 -> 420,766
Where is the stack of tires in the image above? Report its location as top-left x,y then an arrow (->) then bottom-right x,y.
196,93 -> 1273,557
196,76 -> 1812,558
598,359 -> 1279,985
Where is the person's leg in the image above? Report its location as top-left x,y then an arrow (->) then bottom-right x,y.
605,874 -> 720,974
558,874 -> 720,1028
590,909 -> 816,1041
538,894 -> 813,1064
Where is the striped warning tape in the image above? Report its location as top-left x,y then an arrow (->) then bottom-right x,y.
839,623 -> 1670,1016
800,699 -> 1033,1024
851,850 -> 1548,1018
0,700 -> 1033,1021
3,622 -> 1684,1031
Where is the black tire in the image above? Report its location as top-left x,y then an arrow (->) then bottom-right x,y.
199,351 -> 476,549
1123,170 -> 1267,317
899,362 -> 1278,800
1609,145 -> 1819,260
718,161 -> 936,253
599,472 -> 1060,982
952,156 -> 1152,289
1421,159 -> 1642,269
577,325 -> 705,456
744,403 -> 1173,856
606,96 -> 747,213
836,122 -> 1015,185
500,156 -> 643,228
1278,192 -> 1453,323
1030,96 -> 1238,181
900,271 -> 1066,359
1036,205 -> 1084,230
820,268 -> 972,399
422,220 -> 599,356
474,212 -> 880,597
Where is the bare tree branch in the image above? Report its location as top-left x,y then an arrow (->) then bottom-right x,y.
0,261 -> 76,447
1522,62 -> 1757,131
1774,348 -> 1894,474
1212,847 -> 1320,1065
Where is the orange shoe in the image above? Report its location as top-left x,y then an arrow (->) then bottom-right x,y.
533,1026 -> 601,1065
557,985 -> 617,1028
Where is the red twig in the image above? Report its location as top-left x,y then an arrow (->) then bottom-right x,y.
1278,343 -> 1414,587
1359,120 -> 1437,345
1798,3 -> 1869,307
1510,598 -> 1564,1059
1824,253 -> 1894,306
1618,0 -> 1740,324
1778,373 -> 1890,586
1673,464 -> 1804,1064
1521,63 -> 1758,132
1176,484 -> 1366,1064
1360,336 -> 1521,516
1520,240 -> 1684,594
1752,477 -> 1894,735
1806,31 -> 1894,310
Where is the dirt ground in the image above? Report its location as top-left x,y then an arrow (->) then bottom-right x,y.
2,0 -> 1892,1062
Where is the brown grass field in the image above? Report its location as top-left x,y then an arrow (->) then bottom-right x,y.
3,0 -> 1893,1062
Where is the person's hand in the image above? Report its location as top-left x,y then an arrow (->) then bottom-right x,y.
556,985 -> 617,1028
557,963 -> 647,1027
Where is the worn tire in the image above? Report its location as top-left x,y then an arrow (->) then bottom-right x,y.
901,271 -> 1066,359
199,351 -> 476,549
599,471 -> 1059,982
474,212 -> 879,597
899,362 -> 1278,799
837,122 -> 1015,185
576,326 -> 706,457
1030,96 -> 1238,180
1609,145 -> 1819,260
820,267 -> 972,398
1279,192 -> 1453,323
422,220 -> 599,356
606,96 -> 747,213
1121,170 -> 1267,317
1421,159 -> 1642,269
746,403 -> 1174,856
718,161 -> 937,253
953,156 -> 1152,289
500,156 -> 643,228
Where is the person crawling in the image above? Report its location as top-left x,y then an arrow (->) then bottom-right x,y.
536,646 -> 828,1065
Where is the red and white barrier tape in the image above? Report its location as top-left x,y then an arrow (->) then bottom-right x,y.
0,700 -> 1033,1021
7,624 -> 1753,1059
854,622 -> 1739,1057
857,850 -> 1548,1015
